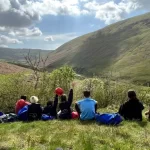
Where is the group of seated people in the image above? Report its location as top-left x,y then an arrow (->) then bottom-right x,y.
15,88 -> 150,122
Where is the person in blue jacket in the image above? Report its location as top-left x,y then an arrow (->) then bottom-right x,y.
75,90 -> 97,121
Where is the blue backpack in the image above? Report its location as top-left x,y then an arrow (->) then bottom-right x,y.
18,105 -> 29,121
41,114 -> 54,121
95,113 -> 123,125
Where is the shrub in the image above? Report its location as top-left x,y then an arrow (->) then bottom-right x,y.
0,66 -> 75,112
0,66 -> 149,112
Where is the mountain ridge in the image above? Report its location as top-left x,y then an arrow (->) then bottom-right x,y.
46,12 -> 150,83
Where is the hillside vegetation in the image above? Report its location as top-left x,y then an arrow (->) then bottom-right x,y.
0,66 -> 150,112
46,13 -> 150,83
0,47 -> 51,64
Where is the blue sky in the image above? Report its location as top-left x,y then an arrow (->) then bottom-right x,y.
0,0 -> 149,50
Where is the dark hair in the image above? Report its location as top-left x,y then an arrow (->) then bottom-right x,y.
128,90 -> 136,98
61,94 -> 67,102
47,101 -> 53,106
20,96 -> 27,100
83,91 -> 90,98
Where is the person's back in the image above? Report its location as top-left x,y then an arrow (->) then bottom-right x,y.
15,96 -> 30,114
43,94 -> 58,118
58,89 -> 73,119
75,91 -> 97,121
28,96 -> 42,121
119,90 -> 144,121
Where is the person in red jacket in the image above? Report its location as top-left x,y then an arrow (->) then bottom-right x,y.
15,96 -> 30,114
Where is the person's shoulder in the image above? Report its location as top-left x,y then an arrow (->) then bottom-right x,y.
76,99 -> 84,104
90,99 -> 97,103
138,99 -> 143,104
123,100 -> 130,105
137,100 -> 144,106
16,99 -> 25,104
18,99 -> 24,102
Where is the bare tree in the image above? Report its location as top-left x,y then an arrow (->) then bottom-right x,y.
24,50 -> 49,89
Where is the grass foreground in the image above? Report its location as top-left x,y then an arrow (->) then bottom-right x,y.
0,108 -> 150,150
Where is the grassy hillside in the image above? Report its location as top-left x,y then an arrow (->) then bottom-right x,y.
0,62 -> 31,74
46,13 -> 150,83
0,108 -> 150,150
0,47 -> 51,64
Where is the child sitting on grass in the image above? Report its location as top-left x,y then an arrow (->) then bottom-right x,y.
119,90 -> 144,121
43,94 -> 58,119
15,96 -> 30,114
58,89 -> 73,119
28,96 -> 43,121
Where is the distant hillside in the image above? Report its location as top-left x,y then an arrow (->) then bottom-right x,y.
0,48 -> 51,64
46,12 -> 150,83
0,62 -> 30,74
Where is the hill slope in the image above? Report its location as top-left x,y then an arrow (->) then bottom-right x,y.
0,47 -> 51,63
47,13 -> 150,83
0,62 -> 30,74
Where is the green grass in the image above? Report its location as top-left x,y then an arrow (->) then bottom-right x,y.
0,108 -> 150,150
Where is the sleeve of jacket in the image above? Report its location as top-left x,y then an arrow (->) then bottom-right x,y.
75,103 -> 81,114
95,103 -> 97,113
140,102 -> 144,110
68,89 -> 73,107
118,104 -> 124,116
53,94 -> 58,109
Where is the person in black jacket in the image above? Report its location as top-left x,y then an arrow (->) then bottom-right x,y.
28,96 -> 43,121
43,94 -> 58,119
58,89 -> 73,119
119,90 -> 144,121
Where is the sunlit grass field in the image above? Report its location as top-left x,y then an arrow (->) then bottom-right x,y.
0,108 -> 150,150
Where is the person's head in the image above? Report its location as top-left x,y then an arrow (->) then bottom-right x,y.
47,101 -> 53,106
61,94 -> 67,102
30,96 -> 39,104
83,90 -> 90,98
20,95 -> 27,100
128,90 -> 136,99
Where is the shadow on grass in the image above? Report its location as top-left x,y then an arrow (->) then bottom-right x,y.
0,147 -> 14,150
79,120 -> 124,127
79,120 -> 96,125
137,120 -> 148,127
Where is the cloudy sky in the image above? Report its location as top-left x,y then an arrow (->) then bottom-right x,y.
0,0 -> 149,50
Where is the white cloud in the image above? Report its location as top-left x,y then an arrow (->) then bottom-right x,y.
0,0 -> 150,29
0,0 -> 150,50
80,0 -> 89,2
0,45 -> 8,48
0,0 -> 11,12
9,27 -> 42,37
32,0 -> 81,16
0,0 -> 41,28
0,27 -> 6,32
44,36 -> 54,42
84,0 -> 140,24
127,0 -> 150,10
0,35 -> 23,45
52,33 -> 78,41
44,33 -> 77,43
